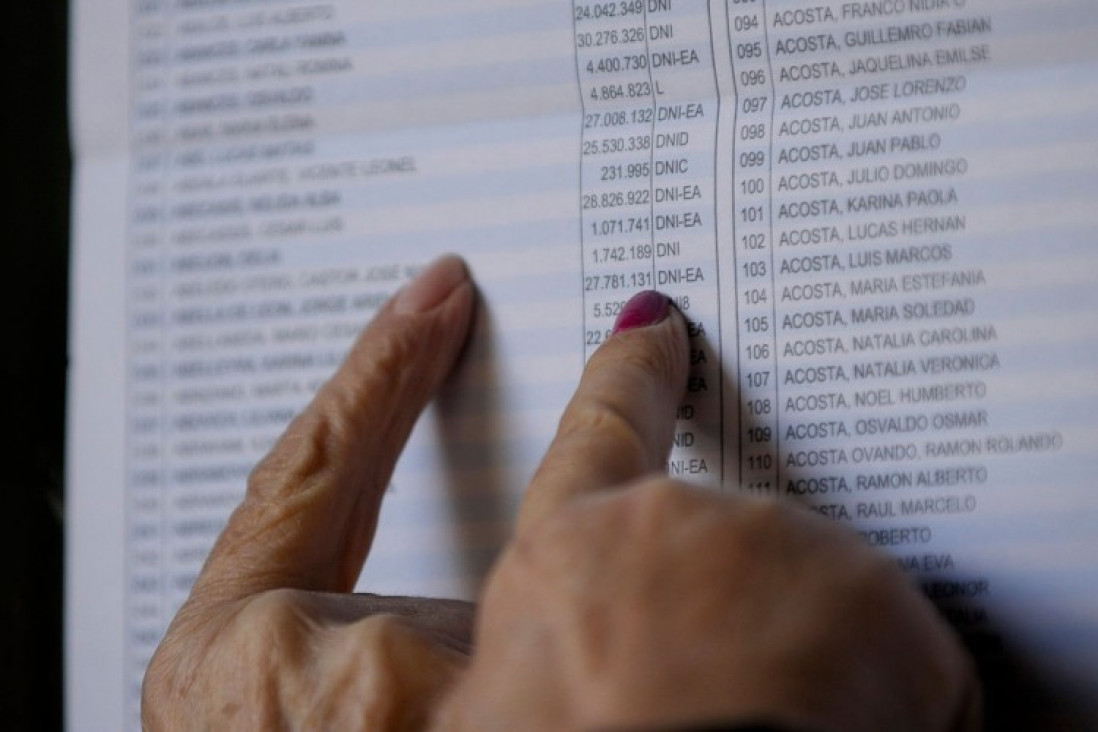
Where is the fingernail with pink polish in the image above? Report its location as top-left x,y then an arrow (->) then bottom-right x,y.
393,255 -> 469,314
612,290 -> 671,334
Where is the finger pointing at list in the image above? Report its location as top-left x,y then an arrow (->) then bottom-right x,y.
517,290 -> 690,533
190,254 -> 476,606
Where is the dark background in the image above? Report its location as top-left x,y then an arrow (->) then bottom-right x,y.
2,2 -> 70,730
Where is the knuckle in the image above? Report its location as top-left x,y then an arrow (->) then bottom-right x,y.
624,476 -> 715,521
246,416 -> 334,503
321,613 -> 462,727
342,326 -> 418,412
348,613 -> 414,650
560,398 -> 649,465
223,594 -> 312,719
341,614 -> 433,693
235,589 -> 313,641
244,327 -> 423,503
565,397 -> 640,438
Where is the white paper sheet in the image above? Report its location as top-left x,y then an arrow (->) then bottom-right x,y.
68,1 -> 1098,727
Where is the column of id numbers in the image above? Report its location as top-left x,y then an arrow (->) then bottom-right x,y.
574,0 -> 657,357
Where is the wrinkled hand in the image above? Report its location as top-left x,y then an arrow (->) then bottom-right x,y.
143,256 -> 980,731
143,255 -> 479,728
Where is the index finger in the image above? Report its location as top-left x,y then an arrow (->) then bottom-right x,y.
191,255 -> 477,605
517,291 -> 690,533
